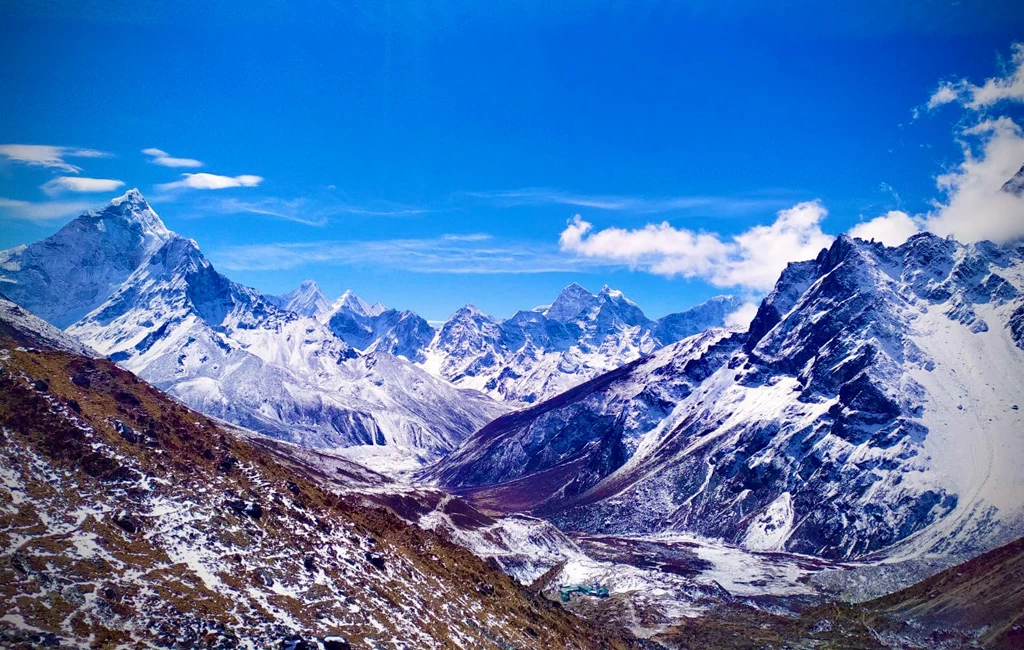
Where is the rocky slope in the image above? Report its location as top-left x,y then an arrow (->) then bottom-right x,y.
0,191 -> 504,470
430,233 -> 1024,563
0,312 -> 638,649
654,533 -> 1024,650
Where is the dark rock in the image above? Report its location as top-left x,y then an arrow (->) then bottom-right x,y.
68,399 -> 81,414
112,419 -> 138,444
365,551 -> 385,571
474,580 -> 495,596
32,378 -> 49,392
321,636 -> 351,650
218,454 -> 238,473
101,583 -> 124,602
303,556 -> 316,571
112,511 -> 139,534
70,373 -> 91,388
113,390 -> 141,407
280,636 -> 313,650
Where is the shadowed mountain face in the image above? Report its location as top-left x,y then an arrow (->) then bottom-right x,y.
0,305 -> 639,650
430,233 -> 1024,562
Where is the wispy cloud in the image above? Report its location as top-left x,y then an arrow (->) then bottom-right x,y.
927,42 -> 1024,111
0,197 -> 93,221
142,147 -> 203,168
213,236 -> 595,274
458,188 -> 794,215
205,196 -> 429,226
157,172 -> 264,191
212,198 -> 328,226
0,144 -> 110,173
41,176 -> 125,196
442,233 -> 492,242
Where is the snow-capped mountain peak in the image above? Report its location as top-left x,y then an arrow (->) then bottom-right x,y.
543,282 -> 599,322
0,190 -> 172,328
1002,163 -> 1024,196
1,193 -> 503,470
102,188 -> 172,245
334,288 -> 387,318
268,278 -> 331,318
420,284 -> 743,403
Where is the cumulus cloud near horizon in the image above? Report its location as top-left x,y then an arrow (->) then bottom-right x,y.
848,116 -> 1024,248
559,201 -> 833,292
157,172 -> 264,191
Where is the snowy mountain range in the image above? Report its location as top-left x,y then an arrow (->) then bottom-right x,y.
265,261 -> 743,406
430,233 -> 1024,562
418,286 -> 744,404
0,191 -> 504,469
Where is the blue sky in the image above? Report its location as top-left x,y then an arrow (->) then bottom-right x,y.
1,1 -> 1023,321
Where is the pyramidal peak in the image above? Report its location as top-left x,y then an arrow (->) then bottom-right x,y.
92,188 -> 171,243
544,282 -> 599,322
335,289 -> 387,318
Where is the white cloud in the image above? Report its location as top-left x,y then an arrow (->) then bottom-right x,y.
920,117 -> 1024,243
0,197 -> 92,221
724,302 -> 760,329
157,173 -> 263,191
0,144 -> 110,173
927,42 -> 1024,111
559,201 -> 832,291
142,147 -> 203,168
927,83 -> 961,109
460,188 -> 793,215
41,176 -> 125,196
849,210 -> 922,246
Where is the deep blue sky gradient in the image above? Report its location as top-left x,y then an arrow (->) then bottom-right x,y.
1,1 -> 1022,319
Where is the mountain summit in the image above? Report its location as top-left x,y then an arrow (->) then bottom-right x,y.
0,189 -> 171,327
267,279 -> 331,318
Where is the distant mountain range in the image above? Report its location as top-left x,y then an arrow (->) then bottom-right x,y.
265,266 -> 745,405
